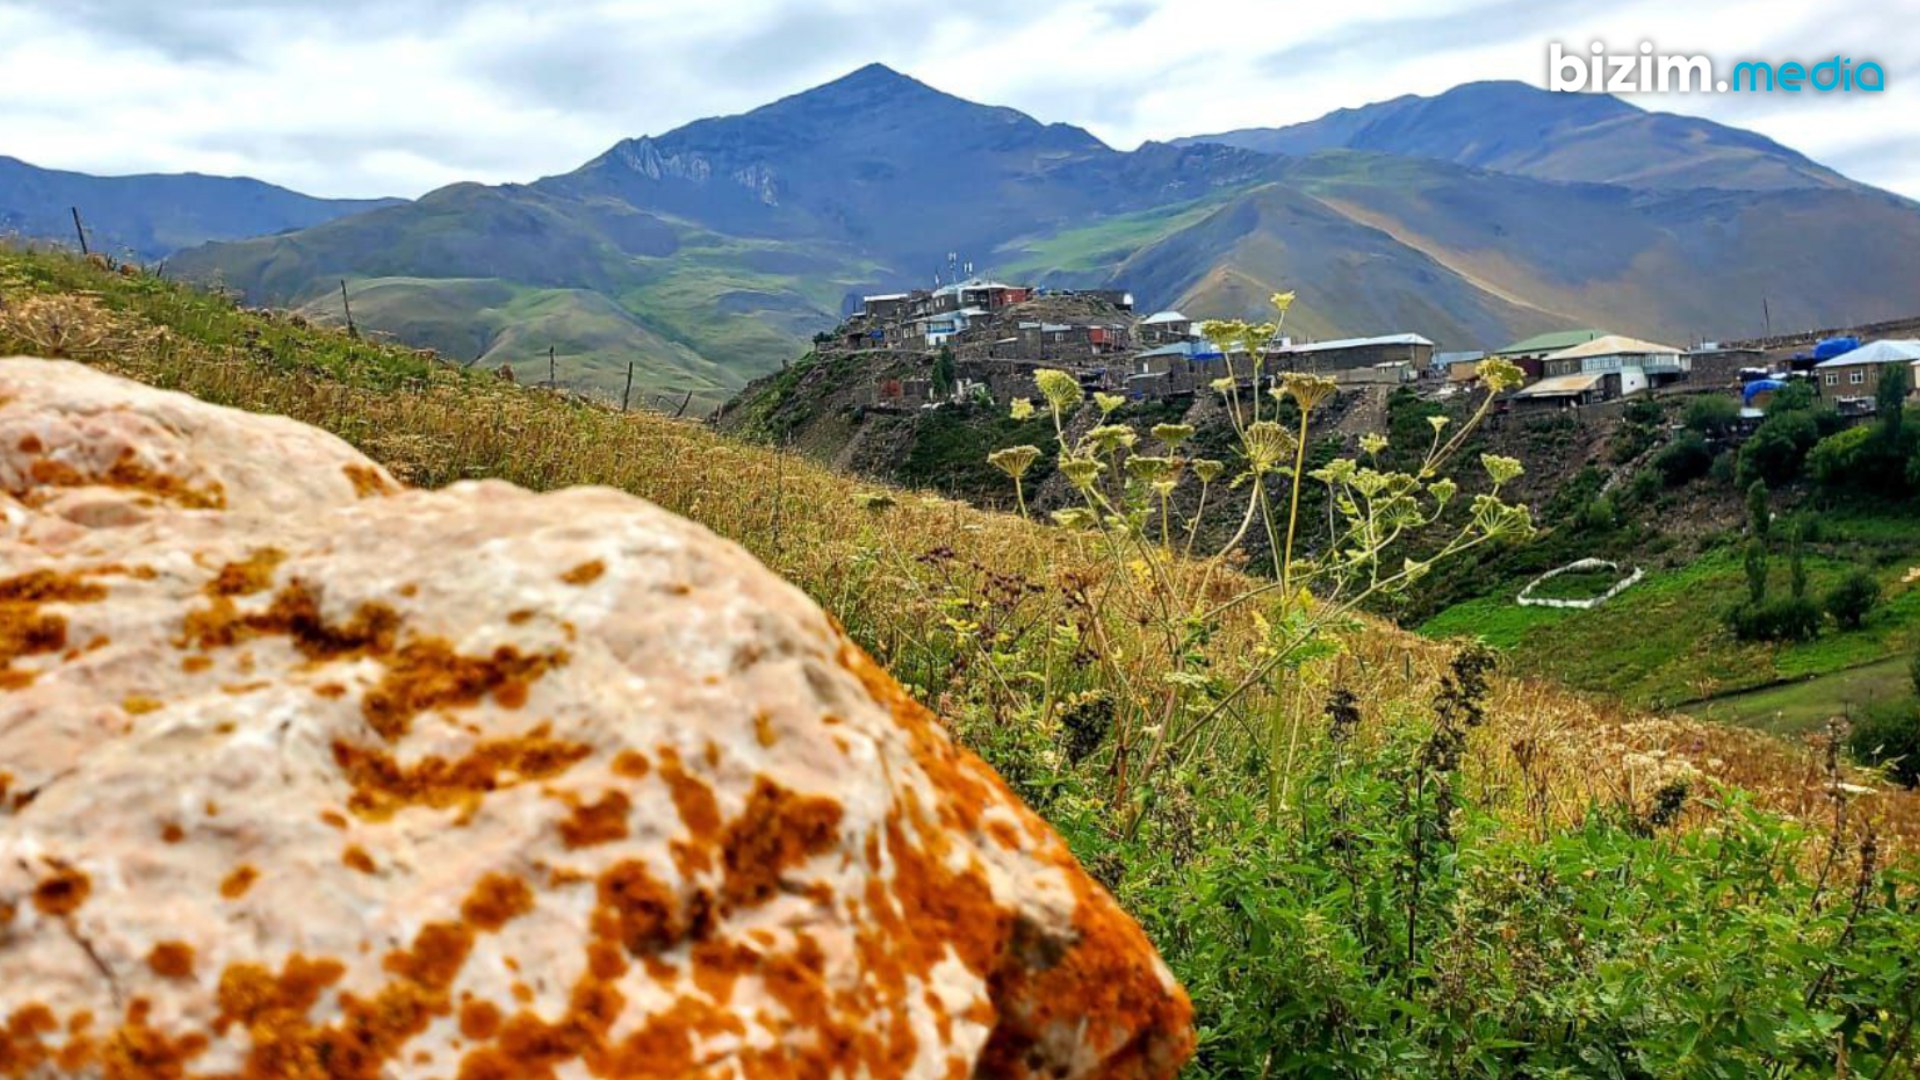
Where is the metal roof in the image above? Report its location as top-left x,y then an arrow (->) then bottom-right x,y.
1141,310 -> 1189,325
1511,372 -> 1607,397
1494,329 -> 1605,355
1814,339 -> 1920,368
1541,334 -> 1683,361
1285,333 -> 1434,354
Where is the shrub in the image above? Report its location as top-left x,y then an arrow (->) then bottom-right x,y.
1652,430 -> 1713,486
1727,596 -> 1820,642
1824,569 -> 1881,629
1806,425 -> 1876,490
1849,701 -> 1920,788
1684,394 -> 1740,436
1740,410 -> 1819,486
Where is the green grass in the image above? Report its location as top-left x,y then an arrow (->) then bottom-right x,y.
1688,655 -> 1918,735
1421,544 -> 1920,712
992,190 -> 1246,279
1417,594 -> 1571,648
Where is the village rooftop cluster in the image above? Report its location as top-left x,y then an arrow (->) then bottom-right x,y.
833,274 -> 1920,419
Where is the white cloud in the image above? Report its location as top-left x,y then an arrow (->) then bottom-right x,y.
0,0 -> 1914,198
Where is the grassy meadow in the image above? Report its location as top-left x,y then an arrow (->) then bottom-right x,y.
7,245 -> 1920,1077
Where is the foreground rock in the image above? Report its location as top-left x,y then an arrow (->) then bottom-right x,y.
0,359 -> 1193,1078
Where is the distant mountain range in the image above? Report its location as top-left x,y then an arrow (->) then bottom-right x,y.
13,66 -> 1920,408
0,156 -> 400,261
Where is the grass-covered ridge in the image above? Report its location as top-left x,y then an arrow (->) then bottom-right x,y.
7,246 -> 1920,1077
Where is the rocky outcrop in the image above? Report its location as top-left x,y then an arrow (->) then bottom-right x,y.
0,358 -> 1193,1078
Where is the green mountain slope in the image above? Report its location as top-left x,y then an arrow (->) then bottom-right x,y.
169,67 -> 1920,405
0,155 -> 400,260
1178,81 -> 1858,193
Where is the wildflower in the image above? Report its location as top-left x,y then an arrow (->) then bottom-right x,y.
1199,319 -> 1247,351
1033,369 -> 1083,412
1280,371 -> 1338,412
1360,433 -> 1388,456
1051,507 -> 1100,529
1060,456 -> 1105,489
1125,456 -> 1173,484
1210,376 -> 1236,396
1085,424 -> 1137,454
1481,453 -> 1525,486
1242,420 -> 1296,473
987,444 -> 1041,480
1151,422 -> 1195,448
1429,477 -> 1458,505
1427,414 -> 1450,434
1010,397 -> 1036,421
1478,357 -> 1526,393
1094,391 -> 1125,416
1192,458 -> 1225,484
852,491 -> 896,511
1271,290 -> 1296,313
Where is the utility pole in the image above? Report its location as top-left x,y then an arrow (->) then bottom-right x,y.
70,207 -> 89,255
339,280 -> 356,337
621,361 -> 634,412
1762,297 -> 1772,338
548,345 -> 556,388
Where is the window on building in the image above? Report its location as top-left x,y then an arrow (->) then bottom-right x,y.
1825,373 -> 1838,386
1850,370 -> 1867,385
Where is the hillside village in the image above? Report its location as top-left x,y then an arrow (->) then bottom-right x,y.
826,271 -> 1920,423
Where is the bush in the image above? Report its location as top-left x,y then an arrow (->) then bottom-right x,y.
1849,701 -> 1920,788
1727,597 -> 1821,642
1652,430 -> 1713,486
1824,569 -> 1881,629
1740,410 -> 1820,486
1806,425 -> 1876,489
1684,394 -> 1740,436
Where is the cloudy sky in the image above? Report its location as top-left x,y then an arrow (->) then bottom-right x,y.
3,0 -> 1916,199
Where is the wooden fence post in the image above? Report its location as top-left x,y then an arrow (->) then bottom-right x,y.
621,362 -> 634,412
70,207 -> 89,255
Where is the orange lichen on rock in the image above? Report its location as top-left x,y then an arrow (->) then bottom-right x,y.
1,570 -> 108,690
459,873 -> 534,932
146,943 -> 196,981
219,865 -> 259,900
14,445 -> 226,510
341,846 -> 377,874
31,865 -> 91,917
360,638 -> 564,741
206,547 -> 285,597
343,464 -> 398,499
657,748 -> 723,877
717,778 -> 843,914
559,560 -> 605,586
556,790 -> 632,849
330,725 -> 591,820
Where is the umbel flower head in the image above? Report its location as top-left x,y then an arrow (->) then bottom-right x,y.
1009,398 -> 1036,421
1033,369 -> 1083,412
1094,392 -> 1125,416
987,444 -> 1041,480
1151,422 -> 1195,448
1085,424 -> 1138,454
1192,458 -> 1226,484
1242,420 -> 1297,473
1279,371 -> 1338,412
1125,455 -> 1174,484
1477,357 -> 1526,393
1060,456 -> 1105,489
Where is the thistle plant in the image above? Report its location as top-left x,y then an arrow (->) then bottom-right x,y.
981,290 -> 1533,821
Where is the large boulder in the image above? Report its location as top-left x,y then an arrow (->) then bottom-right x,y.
0,359 -> 1193,1078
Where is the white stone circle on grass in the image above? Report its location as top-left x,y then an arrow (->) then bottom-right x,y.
1516,557 -> 1644,610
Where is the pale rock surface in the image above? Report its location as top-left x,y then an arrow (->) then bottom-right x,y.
0,358 -> 1193,1079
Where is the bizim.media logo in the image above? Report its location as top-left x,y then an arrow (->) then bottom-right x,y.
1549,42 -> 1887,94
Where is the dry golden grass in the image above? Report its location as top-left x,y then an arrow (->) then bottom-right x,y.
6,249 -> 1916,849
